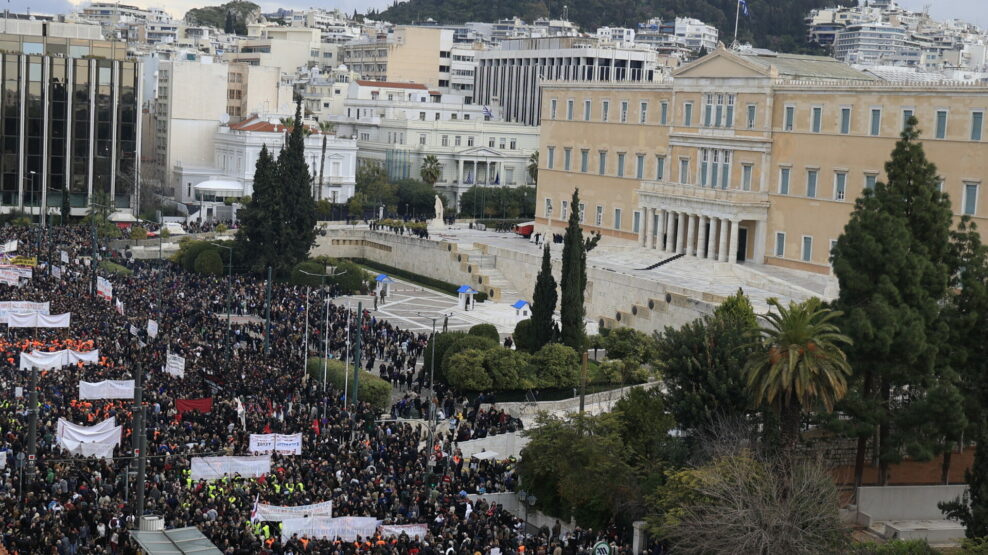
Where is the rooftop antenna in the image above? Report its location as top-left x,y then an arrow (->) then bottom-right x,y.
562,4 -> 568,21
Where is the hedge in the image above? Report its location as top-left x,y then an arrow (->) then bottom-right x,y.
347,258 -> 488,302
306,357 -> 392,410
468,323 -> 500,342
441,335 -> 499,380
98,260 -> 133,277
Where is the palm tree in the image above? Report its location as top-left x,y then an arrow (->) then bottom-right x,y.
279,116 -> 294,143
744,297 -> 852,451
420,154 -> 441,186
316,120 -> 335,202
527,151 -> 539,185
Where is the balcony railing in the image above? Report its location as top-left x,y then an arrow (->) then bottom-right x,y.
640,180 -> 769,207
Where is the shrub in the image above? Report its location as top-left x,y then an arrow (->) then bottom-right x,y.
599,359 -> 651,385
173,240 -> 225,272
98,259 -> 133,276
194,249 -> 224,276
441,335 -> 499,382
513,319 -> 536,353
532,343 -> 580,388
160,228 -> 171,239
446,349 -> 493,391
129,226 -> 148,240
306,357 -> 392,410
603,327 -> 655,362
423,331 -> 466,382
215,223 -> 228,233
291,260 -> 327,287
469,323 -> 500,343
484,347 -> 529,390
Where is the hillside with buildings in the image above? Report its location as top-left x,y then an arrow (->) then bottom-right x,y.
377,0 -> 855,51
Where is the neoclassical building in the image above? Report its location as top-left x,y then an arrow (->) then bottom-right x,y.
536,46 -> 988,274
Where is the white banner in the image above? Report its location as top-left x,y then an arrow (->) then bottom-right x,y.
255,500 -> 333,521
8,312 -> 70,328
0,240 -> 18,254
97,276 -> 112,301
60,250 -> 69,264
19,349 -> 99,370
165,353 -> 186,378
280,517 -> 381,542
79,380 -> 135,400
379,525 -> 429,539
147,319 -> 158,338
248,433 -> 303,455
57,416 -> 116,438
190,456 -> 271,481
0,267 -> 28,287
52,265 -> 62,279
115,299 -> 124,316
59,438 -> 116,459
56,417 -> 122,447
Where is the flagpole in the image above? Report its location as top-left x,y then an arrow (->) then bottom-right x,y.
733,0 -> 741,48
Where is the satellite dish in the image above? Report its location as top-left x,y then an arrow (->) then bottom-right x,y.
219,113 -> 231,124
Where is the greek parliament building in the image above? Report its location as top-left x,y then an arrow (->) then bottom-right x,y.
0,28 -> 140,217
536,46 -> 988,275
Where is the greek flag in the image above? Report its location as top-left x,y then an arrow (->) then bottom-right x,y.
482,106 -> 493,118
739,0 -> 749,16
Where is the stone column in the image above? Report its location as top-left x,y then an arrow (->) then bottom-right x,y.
696,215 -> 708,259
458,159 -> 465,185
707,217 -> 719,260
718,217 -> 730,262
686,213 -> 697,256
728,219 -> 740,263
651,209 -> 659,249
665,210 -> 676,253
677,212 -> 687,254
639,206 -> 648,246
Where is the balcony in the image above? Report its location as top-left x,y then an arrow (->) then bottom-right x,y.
638,180 -> 769,221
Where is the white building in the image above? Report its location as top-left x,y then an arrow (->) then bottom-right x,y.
299,66 -> 360,120
834,23 -> 916,65
596,27 -> 636,44
175,115 -> 357,221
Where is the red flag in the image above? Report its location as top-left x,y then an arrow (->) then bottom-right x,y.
312,418 -> 320,436
263,423 -> 271,434
175,398 -> 213,417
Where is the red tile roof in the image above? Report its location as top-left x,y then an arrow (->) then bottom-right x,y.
229,116 -> 328,134
354,79 -> 428,90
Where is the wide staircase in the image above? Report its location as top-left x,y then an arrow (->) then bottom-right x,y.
450,243 -> 522,302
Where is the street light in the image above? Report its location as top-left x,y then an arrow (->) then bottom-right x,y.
298,267 -> 347,408
417,310 -> 453,486
209,242 -> 234,371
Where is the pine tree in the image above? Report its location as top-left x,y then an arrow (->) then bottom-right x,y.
832,117 -> 962,486
559,188 -> 600,352
276,99 -> 318,277
223,11 -> 235,34
531,244 -> 557,351
236,144 -> 282,274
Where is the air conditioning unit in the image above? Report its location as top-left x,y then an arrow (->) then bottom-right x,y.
140,516 -> 165,531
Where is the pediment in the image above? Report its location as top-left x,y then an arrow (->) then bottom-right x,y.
673,48 -> 771,79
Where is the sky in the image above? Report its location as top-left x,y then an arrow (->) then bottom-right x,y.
3,0 -> 986,30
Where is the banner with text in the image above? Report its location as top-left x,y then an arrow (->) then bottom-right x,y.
165,352 -> 186,378
254,500 -> 333,521
190,456 -> 271,480
79,380 -> 135,400
280,517 -> 381,542
8,312 -> 70,328
19,349 -> 98,370
248,433 -> 303,455
97,277 -> 112,301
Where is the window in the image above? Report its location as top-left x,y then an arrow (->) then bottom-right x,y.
870,109 -> 881,136
579,203 -> 586,224
865,174 -> 877,190
775,232 -> 785,257
680,158 -> 690,184
583,99 -> 591,121
595,205 -> 603,226
640,101 -> 648,124
742,164 -> 753,191
684,102 -> 693,127
598,151 -> 607,175
455,136 -> 462,146
830,239 -> 838,256
656,156 -> 665,180
550,99 -> 557,119
720,152 -> 730,189
726,95 -> 735,128
812,107 -> 822,133
784,106 -> 795,131
834,172 -> 847,201
566,99 -> 574,120
902,109 -> 914,129
704,95 -> 713,127
544,198 -> 553,218
467,136 -> 474,146
746,104 -> 756,129
510,138 -> 519,150
441,135 -> 449,147
489,137 -> 495,148
636,154 -> 645,179
547,147 -> 555,170
965,183 -> 979,215
617,153 -> 626,177
780,167 -> 791,195
660,102 -> 668,125
435,113 -> 440,121
499,138 -> 506,149
614,208 -> 622,230
419,112 -> 426,121
419,134 -> 427,145
561,200 -> 569,220
840,107 -> 851,135
701,150 -> 709,187
936,110 -> 948,139
802,236 -> 813,262
564,148 -> 572,171
807,169 -> 818,198
972,111 -> 984,141
602,100 -> 610,122
633,211 -> 641,233
580,150 -> 589,173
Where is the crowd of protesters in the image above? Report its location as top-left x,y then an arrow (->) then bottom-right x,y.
0,224 -> 631,554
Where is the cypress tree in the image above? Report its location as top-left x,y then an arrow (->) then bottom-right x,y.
832,117 -> 963,486
236,144 -> 282,274
559,188 -> 599,352
276,98 -> 318,277
531,244 -> 557,351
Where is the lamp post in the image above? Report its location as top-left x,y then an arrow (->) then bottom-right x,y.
88,200 -> 111,297
298,267 -> 346,411
209,242 -> 234,370
417,311 -> 452,488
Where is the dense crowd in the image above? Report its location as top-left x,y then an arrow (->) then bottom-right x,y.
0,224 -> 630,554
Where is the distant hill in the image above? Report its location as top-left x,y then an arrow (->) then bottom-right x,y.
184,1 -> 260,34
374,0 -> 856,53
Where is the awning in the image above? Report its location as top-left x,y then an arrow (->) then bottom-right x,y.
109,211 -> 138,223
130,527 -> 223,554
193,179 -> 243,196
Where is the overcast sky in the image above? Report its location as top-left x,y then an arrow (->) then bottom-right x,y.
4,0 -> 986,31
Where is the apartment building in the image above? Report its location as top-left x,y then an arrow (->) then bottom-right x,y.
0,32 -> 140,216
225,25 -> 337,73
341,26 -> 461,92
537,47 -> 988,275
475,37 -> 660,126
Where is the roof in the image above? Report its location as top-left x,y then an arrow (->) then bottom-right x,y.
130,527 -> 223,554
739,51 -> 876,81
229,116 -> 326,134
375,274 -> 394,282
194,180 -> 243,194
354,79 -> 428,90
511,300 -> 530,309
457,285 -> 478,294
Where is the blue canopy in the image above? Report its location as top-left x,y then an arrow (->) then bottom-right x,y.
511,300 -> 530,309
457,285 -> 478,294
375,274 -> 394,283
